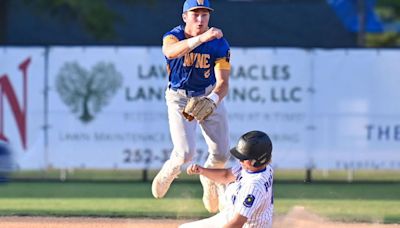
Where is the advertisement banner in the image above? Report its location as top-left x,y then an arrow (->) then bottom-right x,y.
311,50 -> 400,169
48,47 -> 169,169
47,47 -> 312,169
226,48 -> 311,168
0,48 -> 45,169
10,47 -> 396,170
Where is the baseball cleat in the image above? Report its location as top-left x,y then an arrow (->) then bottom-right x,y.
152,160 -> 181,198
200,175 -> 219,213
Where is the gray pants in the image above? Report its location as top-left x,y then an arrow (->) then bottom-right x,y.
165,86 -> 230,168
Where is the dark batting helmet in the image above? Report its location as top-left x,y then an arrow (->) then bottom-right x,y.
230,131 -> 272,167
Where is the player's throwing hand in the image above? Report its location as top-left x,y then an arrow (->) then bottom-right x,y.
187,164 -> 203,175
199,27 -> 223,43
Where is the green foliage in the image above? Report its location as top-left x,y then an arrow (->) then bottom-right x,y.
366,32 -> 400,47
24,0 -> 118,40
23,0 -> 159,41
367,0 -> 400,47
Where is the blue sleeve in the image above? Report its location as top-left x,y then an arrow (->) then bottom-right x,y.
163,26 -> 184,40
215,38 -> 230,60
163,31 -> 178,40
163,31 -> 172,39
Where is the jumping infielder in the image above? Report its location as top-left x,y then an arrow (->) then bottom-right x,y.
151,0 -> 231,213
180,131 -> 274,228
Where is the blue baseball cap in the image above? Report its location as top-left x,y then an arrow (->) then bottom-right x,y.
183,0 -> 214,13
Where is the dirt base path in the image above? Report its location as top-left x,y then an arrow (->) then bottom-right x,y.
0,217 -> 184,228
1,207 -> 398,228
274,206 -> 399,228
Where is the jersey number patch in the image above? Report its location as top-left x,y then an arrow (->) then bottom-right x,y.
243,194 -> 255,208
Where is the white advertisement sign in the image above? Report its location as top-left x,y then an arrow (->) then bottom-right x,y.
6,47 -> 397,170
47,47 -> 313,169
48,47 -> 169,169
311,50 -> 400,169
227,48 -> 311,168
0,48 -> 45,169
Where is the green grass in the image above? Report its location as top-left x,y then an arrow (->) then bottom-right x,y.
0,198 -> 207,218
10,169 -> 400,182
0,181 -> 399,223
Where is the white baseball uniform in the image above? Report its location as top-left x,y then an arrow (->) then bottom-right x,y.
179,163 -> 274,228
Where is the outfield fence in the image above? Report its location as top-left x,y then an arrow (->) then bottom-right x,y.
1,47 -> 399,172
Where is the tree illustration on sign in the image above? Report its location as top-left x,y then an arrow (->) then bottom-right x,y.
56,62 -> 123,123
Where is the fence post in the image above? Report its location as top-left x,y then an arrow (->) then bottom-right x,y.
305,168 -> 312,183
142,169 -> 148,182
43,47 -> 50,171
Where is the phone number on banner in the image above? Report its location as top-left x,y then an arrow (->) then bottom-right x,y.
122,148 -> 219,165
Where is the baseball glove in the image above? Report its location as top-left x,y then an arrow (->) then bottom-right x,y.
182,96 -> 216,121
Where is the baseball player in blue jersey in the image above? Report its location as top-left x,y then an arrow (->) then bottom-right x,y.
180,131 -> 274,228
151,0 -> 231,213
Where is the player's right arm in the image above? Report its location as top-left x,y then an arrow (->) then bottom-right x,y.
162,27 -> 223,59
187,164 -> 235,184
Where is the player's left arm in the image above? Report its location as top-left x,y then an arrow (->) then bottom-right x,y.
212,67 -> 230,102
211,46 -> 231,102
223,213 -> 247,228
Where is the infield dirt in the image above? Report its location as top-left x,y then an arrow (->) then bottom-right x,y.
1,207 -> 398,228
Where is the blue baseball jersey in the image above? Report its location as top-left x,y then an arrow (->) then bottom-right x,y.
163,25 -> 231,93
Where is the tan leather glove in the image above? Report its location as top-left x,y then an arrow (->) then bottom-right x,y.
182,96 -> 216,121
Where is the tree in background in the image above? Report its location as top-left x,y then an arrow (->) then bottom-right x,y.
24,0 -> 118,40
367,0 -> 400,47
56,62 -> 123,123
23,0 -> 155,41
22,0 -> 400,47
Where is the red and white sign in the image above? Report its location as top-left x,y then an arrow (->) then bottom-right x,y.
0,48 -> 45,169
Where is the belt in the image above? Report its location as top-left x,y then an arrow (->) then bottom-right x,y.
169,84 -> 215,97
